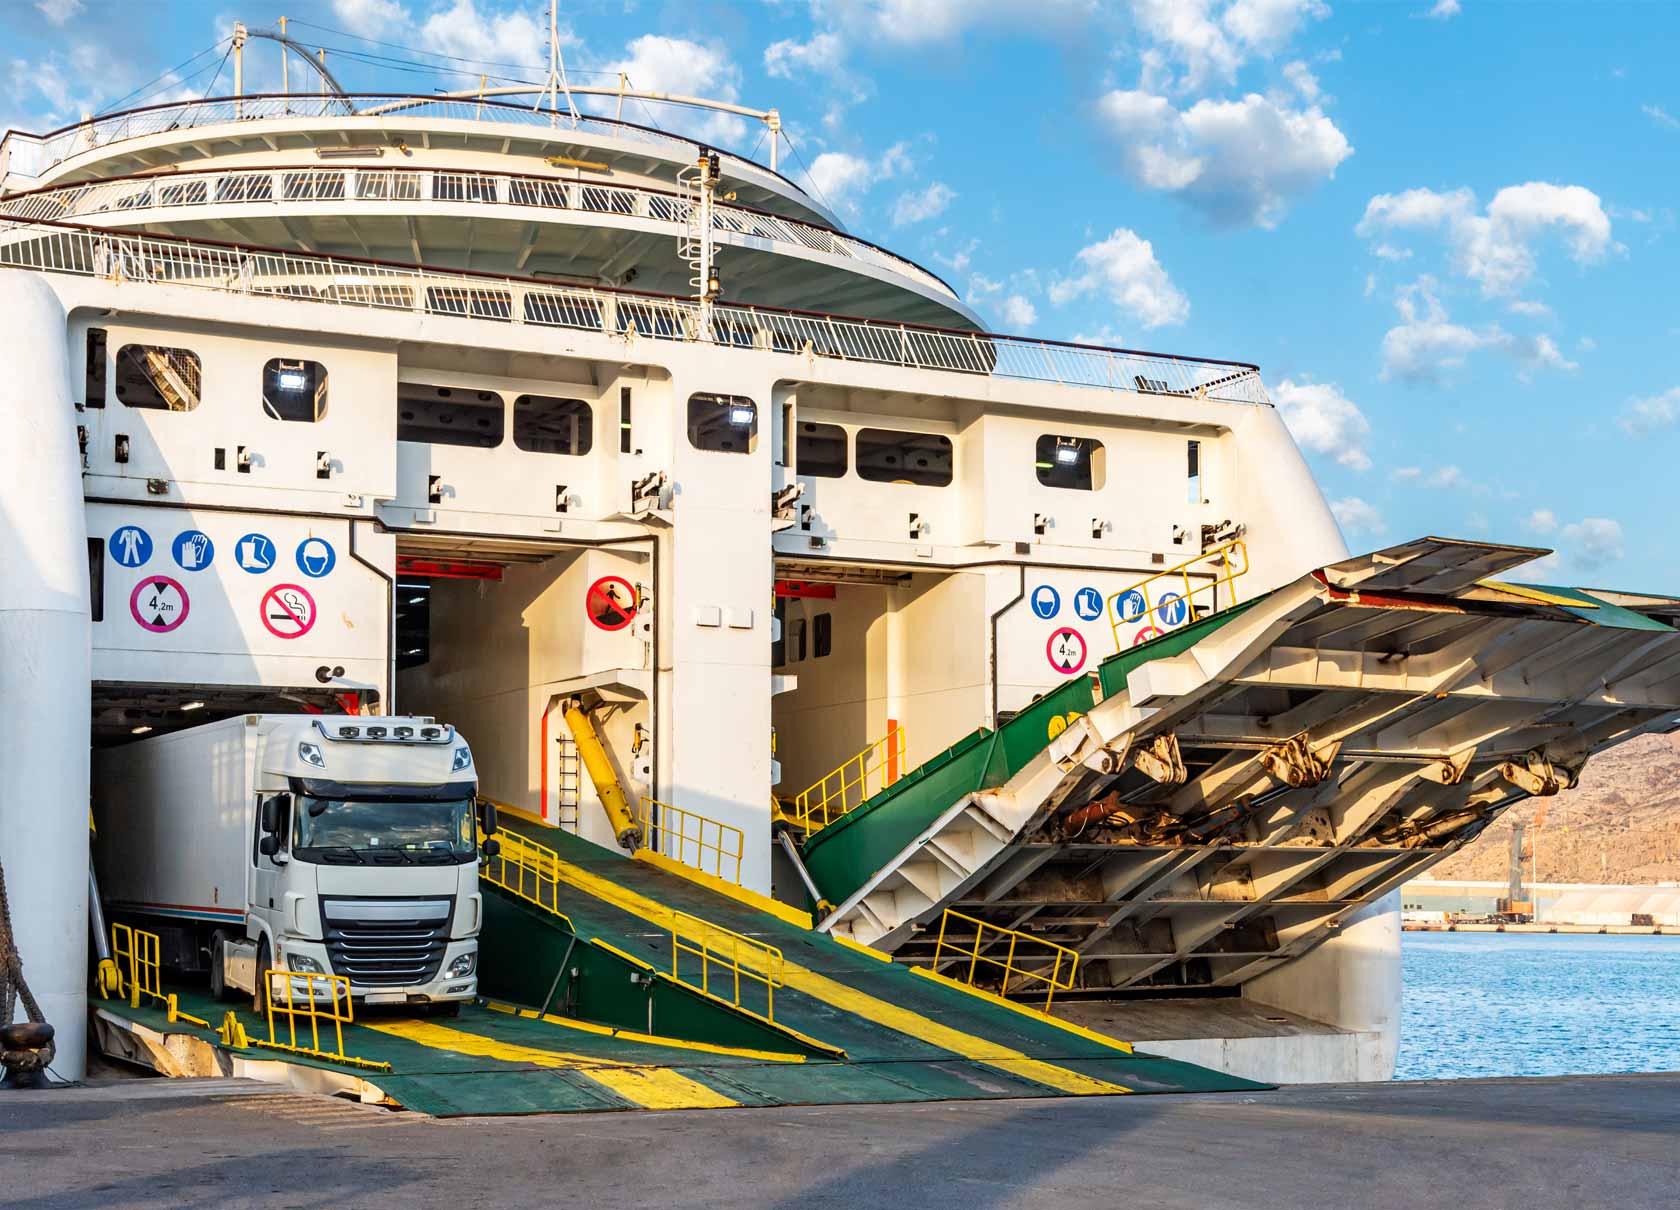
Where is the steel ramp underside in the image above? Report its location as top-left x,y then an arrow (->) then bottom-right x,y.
798,538 -> 1680,993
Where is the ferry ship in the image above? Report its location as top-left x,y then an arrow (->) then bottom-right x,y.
3,15 -> 1678,1099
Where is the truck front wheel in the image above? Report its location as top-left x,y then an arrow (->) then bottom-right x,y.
208,930 -> 235,1002
252,937 -> 272,1015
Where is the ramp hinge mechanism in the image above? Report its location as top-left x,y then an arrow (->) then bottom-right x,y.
1130,733 -> 1186,785
1260,733 -> 1339,788
1498,750 -> 1579,797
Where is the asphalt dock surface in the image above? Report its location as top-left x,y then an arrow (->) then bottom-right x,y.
5,1072 -> 1677,1209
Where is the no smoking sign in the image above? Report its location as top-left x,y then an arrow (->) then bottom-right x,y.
261,583 -> 317,639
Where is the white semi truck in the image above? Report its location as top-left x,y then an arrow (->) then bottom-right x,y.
93,714 -> 498,1013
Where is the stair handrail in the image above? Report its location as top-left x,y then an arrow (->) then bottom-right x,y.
480,827 -> 577,930
669,910 -> 784,1021
788,722 -> 907,833
637,797 -> 745,885
932,908 -> 1079,1010
1106,538 -> 1250,653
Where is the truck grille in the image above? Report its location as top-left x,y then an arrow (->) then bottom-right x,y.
319,897 -> 453,989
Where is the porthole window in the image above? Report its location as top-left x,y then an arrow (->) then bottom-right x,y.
688,393 -> 758,454
796,421 -> 847,478
1035,434 -> 1105,491
813,612 -> 833,658
263,358 -> 329,423
397,383 -> 504,448
514,395 -> 593,455
855,428 -> 952,487
115,344 -> 201,412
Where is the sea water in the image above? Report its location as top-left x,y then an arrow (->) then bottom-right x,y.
1395,931 -> 1680,1079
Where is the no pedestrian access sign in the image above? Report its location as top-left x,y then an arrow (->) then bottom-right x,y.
585,575 -> 639,631
261,583 -> 317,639
130,575 -> 189,633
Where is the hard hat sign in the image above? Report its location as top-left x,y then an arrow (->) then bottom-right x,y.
130,576 -> 189,633
1046,626 -> 1087,676
586,576 -> 639,631
261,583 -> 317,639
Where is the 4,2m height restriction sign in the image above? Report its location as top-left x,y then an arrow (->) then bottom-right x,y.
130,575 -> 189,633
260,583 -> 317,639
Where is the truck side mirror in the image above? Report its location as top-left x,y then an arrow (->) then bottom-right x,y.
481,837 -> 501,859
260,793 -> 291,834
258,834 -> 280,857
480,799 -> 498,836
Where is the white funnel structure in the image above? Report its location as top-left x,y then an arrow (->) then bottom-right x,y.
0,273 -> 90,1079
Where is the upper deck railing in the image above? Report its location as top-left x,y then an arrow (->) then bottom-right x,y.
0,215 -> 1269,404
0,93 -> 808,199
0,164 -> 957,301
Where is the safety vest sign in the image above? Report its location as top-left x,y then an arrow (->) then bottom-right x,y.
261,584 -> 317,639
130,576 -> 189,633
586,575 -> 638,631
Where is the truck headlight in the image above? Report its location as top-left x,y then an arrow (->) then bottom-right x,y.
298,741 -> 326,768
452,746 -> 473,772
288,954 -> 324,974
447,953 -> 477,977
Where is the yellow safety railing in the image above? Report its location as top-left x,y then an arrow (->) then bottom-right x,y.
787,722 -> 907,834
106,923 -> 210,1028
932,908 -> 1079,1011
480,827 -> 576,929
638,797 -> 745,885
670,910 -> 784,1022
1107,538 -> 1250,653
258,969 -> 391,1073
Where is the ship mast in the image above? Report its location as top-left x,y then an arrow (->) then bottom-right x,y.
537,0 -> 580,123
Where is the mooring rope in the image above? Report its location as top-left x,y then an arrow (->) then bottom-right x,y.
0,858 -> 47,1028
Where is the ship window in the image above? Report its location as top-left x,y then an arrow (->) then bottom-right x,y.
114,344 -> 201,412
84,327 -> 107,408
688,393 -> 758,454
262,359 -> 329,423
620,386 -> 633,454
514,395 -> 592,455
813,612 -> 833,658
397,383 -> 504,448
1035,434 -> 1105,491
87,538 -> 104,623
797,422 -> 847,478
1187,439 -> 1202,504
856,428 -> 952,487
787,616 -> 807,663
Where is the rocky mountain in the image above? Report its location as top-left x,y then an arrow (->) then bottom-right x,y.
1429,730 -> 1680,885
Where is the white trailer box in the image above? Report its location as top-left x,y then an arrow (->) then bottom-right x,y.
94,714 -> 486,1008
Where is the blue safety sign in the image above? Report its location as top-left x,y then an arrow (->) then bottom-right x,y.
1073,586 -> 1104,622
234,533 -> 277,574
171,530 -> 215,571
110,525 -> 152,568
1030,585 -> 1061,619
1117,588 -> 1147,624
1157,592 -> 1189,627
296,537 -> 336,578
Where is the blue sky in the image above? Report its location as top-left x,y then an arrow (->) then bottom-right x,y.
4,0 -> 1675,590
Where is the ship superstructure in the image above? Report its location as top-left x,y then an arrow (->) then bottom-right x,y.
3,22 -> 1678,1088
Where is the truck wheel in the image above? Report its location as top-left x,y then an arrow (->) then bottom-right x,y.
252,937 -> 272,1015
429,1001 -> 462,1019
208,930 -> 234,1002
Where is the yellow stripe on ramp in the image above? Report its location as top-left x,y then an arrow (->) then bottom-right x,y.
541,857 -> 1132,1097
363,1019 -> 738,1110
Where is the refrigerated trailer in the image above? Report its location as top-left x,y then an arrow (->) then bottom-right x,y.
93,714 -> 493,1011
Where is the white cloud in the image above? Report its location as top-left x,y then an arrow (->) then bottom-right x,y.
1392,466 -> 1423,482
1129,0 -> 1329,91
1379,278 -> 1579,382
1426,0 -> 1462,19
1331,496 -> 1386,537
765,31 -> 847,80
1526,508 -> 1558,534
418,0 -> 546,69
891,181 -> 955,226
601,35 -> 747,143
35,0 -> 83,25
1507,299 -> 1551,318
1096,89 -> 1351,228
995,294 -> 1038,328
1643,103 -> 1679,128
826,0 -> 1099,46
332,0 -> 409,38
1281,59 -> 1320,101
1560,517 -> 1624,569
1272,378 -> 1372,471
799,140 -> 912,213
1048,228 -> 1190,328
1620,386 -> 1680,435
1358,183 -> 1616,297
1427,465 -> 1464,488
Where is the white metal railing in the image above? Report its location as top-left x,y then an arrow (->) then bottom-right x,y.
0,165 -> 957,300
0,94 -> 787,197
0,217 -> 1270,403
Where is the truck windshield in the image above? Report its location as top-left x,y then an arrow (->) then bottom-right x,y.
292,796 -> 476,865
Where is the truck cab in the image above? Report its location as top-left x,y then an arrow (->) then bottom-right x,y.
232,716 -> 486,1010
